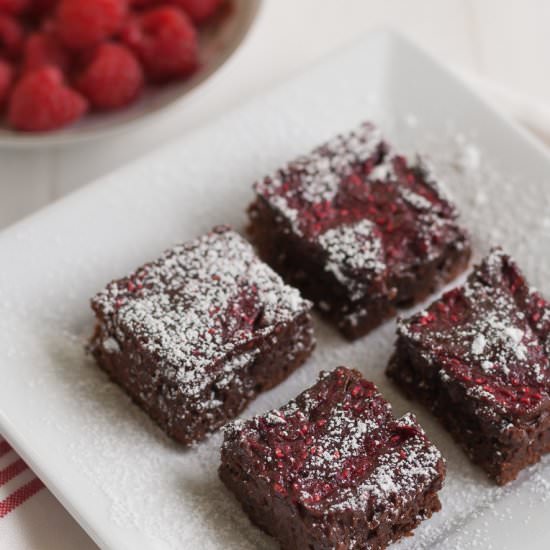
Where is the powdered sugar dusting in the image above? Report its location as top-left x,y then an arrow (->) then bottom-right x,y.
318,219 -> 385,300
399,248 -> 550,417
329,413 -> 442,514
255,122 -> 385,216
222,368 -> 443,530
252,122 -> 469,307
92,226 -> 312,404
472,334 -> 487,355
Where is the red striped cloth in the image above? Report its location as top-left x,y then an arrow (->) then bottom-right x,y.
0,436 -> 96,549
0,437 -> 44,519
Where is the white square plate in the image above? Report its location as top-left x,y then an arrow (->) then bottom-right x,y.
1,30 -> 550,550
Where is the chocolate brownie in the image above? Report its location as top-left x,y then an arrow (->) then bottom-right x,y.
220,367 -> 445,550
387,248 -> 550,484
248,122 -> 471,339
90,226 -> 315,446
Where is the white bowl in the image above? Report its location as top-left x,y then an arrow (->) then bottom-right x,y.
0,0 -> 260,148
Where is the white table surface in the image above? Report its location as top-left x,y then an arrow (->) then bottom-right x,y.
1,1 -> 549,548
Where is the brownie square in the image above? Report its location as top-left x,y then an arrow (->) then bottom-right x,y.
248,122 -> 471,339
387,248 -> 550,484
220,367 -> 445,549
90,226 -> 315,446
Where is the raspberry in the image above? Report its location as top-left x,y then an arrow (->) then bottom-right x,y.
76,43 -> 143,110
122,6 -> 197,81
23,32 -> 71,73
0,58 -> 13,108
130,0 -> 222,23
55,0 -> 127,50
28,0 -> 58,17
8,67 -> 88,131
128,0 -> 156,7
0,14 -> 24,60
0,0 -> 29,15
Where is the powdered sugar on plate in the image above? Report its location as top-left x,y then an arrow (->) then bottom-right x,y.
0,35 -> 550,550
2,116 -> 548,549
